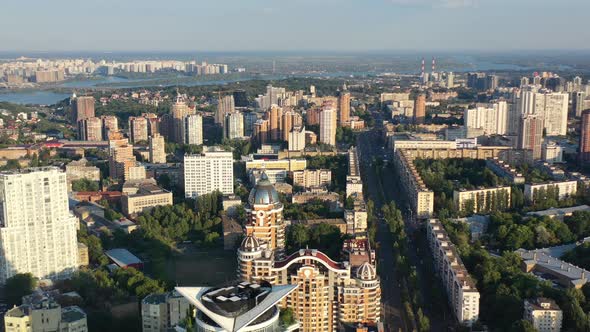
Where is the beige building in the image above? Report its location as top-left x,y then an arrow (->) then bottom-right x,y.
245,158 -> 306,172
129,116 -> 149,143
121,181 -> 173,216
524,181 -> 578,203
319,106 -> 337,146
77,117 -> 103,141
288,125 -> 306,151
394,149 -> 435,219
524,298 -> 563,332
5,295 -> 87,332
148,134 -> 166,164
345,194 -> 368,235
453,186 -> 511,214
426,219 -> 480,326
141,291 -> 190,332
65,158 -> 100,191
77,243 -> 89,267
292,169 -> 331,188
346,147 -> 363,198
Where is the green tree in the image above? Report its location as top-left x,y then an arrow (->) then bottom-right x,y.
5,273 -> 37,306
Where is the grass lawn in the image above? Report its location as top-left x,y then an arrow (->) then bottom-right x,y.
166,247 -> 237,286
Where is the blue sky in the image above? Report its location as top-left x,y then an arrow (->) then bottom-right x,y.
1,0 -> 588,52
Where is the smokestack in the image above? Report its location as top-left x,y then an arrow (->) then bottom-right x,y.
421,58 -> 425,77
432,57 -> 436,73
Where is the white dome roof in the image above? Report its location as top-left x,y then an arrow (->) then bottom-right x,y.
356,262 -> 377,281
240,235 -> 261,252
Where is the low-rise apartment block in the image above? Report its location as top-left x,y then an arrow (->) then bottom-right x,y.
141,291 -> 190,332
524,297 -> 563,332
394,149 -> 434,219
524,181 -> 578,203
426,219 -> 480,326
485,158 -> 525,184
121,180 -> 173,216
453,186 -> 511,214
292,169 -> 331,188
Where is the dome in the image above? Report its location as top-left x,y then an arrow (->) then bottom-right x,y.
356,262 -> 377,281
248,173 -> 280,206
240,235 -> 261,252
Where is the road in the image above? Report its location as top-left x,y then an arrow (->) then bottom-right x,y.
357,108 -> 452,331
357,110 -> 407,332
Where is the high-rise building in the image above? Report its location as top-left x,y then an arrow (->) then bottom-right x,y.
414,94 -> 426,124
101,115 -> 118,139
149,134 -> 166,164
243,112 -> 258,137
447,72 -> 455,88
288,126 -> 306,151
183,148 -> 234,198
143,113 -> 160,136
574,91 -> 587,117
464,101 -> 508,135
0,168 -> 79,284
183,114 -> 203,145
108,138 -> 144,181
579,110 -> 590,164
268,105 -> 283,141
518,115 -> 544,160
128,116 -> 149,143
216,95 -> 235,125
306,108 -> 321,126
320,107 -> 337,146
71,96 -> 95,123
338,92 -> 351,125
254,119 -> 269,146
77,117 -> 103,141
518,88 -> 569,136
224,112 -> 244,140
171,93 -> 191,143
232,90 -> 248,108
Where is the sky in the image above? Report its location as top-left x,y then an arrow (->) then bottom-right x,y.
1,0 -> 589,52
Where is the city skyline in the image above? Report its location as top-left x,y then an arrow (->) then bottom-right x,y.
1,0 -> 589,52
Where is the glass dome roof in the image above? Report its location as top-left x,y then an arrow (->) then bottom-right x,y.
248,173 -> 280,206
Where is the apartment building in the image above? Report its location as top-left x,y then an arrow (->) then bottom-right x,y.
141,291 -> 189,332
524,180 -> 578,203
524,298 -> 563,332
292,169 -> 332,188
394,149 -> 434,219
426,219 -> 480,326
183,148 -> 234,198
121,180 -> 173,216
453,186 -> 511,214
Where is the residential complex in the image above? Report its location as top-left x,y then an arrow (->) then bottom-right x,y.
426,219 -> 480,326
453,186 -> 511,214
184,148 -> 234,198
5,294 -> 87,332
292,169 -> 332,189
0,168 -> 79,283
394,149 -> 435,219
524,180 -> 578,202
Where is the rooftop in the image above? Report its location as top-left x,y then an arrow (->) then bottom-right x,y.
61,306 -> 86,323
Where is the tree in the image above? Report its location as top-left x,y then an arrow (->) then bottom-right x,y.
71,178 -> 99,192
510,320 -> 537,332
279,308 -> 295,326
5,273 -> 37,306
287,224 -> 309,249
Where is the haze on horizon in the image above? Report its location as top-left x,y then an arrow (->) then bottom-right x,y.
1,0 -> 589,52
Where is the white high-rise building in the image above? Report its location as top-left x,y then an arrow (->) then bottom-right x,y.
288,126 -> 306,151
183,148 -> 234,198
183,114 -> 203,145
0,168 -> 78,284
464,101 -> 508,135
224,112 -> 244,140
518,88 -> 569,136
319,107 -> 337,146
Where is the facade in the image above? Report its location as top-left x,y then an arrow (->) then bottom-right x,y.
101,115 -> 119,139
345,194 -> 368,235
244,173 -> 286,254
171,93 -> 192,143
524,298 -> 563,332
176,282 -> 298,332
238,240 -> 381,332
320,107 -> 337,146
148,134 -> 166,164
288,126 -> 306,151
524,181 -> 578,203
542,141 -> 564,164
580,110 -> 590,164
141,291 -> 190,332
518,115 -> 544,160
292,169 -> 331,189
184,148 -> 234,198
394,149 -> 434,219
453,186 -> 511,214
77,117 -> 103,141
65,158 -> 100,189
121,181 -> 173,216
414,94 -> 426,124
0,168 -> 79,284
71,96 -> 95,123
5,297 -> 88,332
485,159 -> 525,184
346,147 -> 363,198
245,158 -> 306,172
224,111 -> 244,140
216,95 -> 235,125
426,219 -> 480,326
463,101 -> 508,135
183,114 -> 203,146
129,116 -> 149,143
338,92 -> 351,124
518,89 -> 569,136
